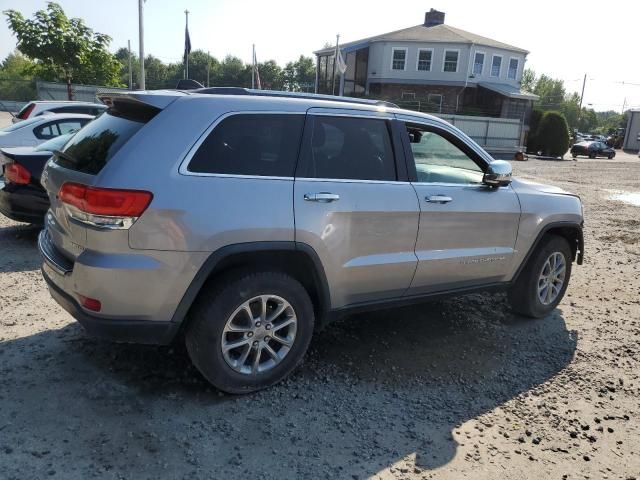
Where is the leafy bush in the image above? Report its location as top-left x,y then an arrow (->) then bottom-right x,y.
536,111 -> 570,157
526,109 -> 543,153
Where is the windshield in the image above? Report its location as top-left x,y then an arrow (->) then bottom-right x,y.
35,132 -> 75,152
1,116 -> 43,132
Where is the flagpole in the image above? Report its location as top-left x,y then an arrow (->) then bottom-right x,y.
184,9 -> 190,79
252,44 -> 255,89
331,34 -> 339,95
138,0 -> 145,90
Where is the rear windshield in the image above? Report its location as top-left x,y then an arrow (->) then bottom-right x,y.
54,110 -> 149,175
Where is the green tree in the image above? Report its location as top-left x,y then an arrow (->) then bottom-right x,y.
537,111 -> 570,157
283,55 -> 315,92
218,55 -> 250,87
3,2 -> 122,98
521,68 -> 536,93
578,108 -> 597,133
533,74 -> 566,110
0,51 -> 37,101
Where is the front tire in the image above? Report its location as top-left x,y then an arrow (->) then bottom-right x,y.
508,235 -> 573,318
185,272 -> 314,394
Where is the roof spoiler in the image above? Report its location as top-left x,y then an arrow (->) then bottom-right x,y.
96,91 -> 185,110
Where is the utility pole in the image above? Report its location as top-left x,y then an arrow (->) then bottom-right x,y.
138,0 -> 145,90
207,50 -> 210,87
331,34 -> 339,95
577,73 -> 586,131
128,39 -> 133,90
578,73 -> 587,111
184,10 -> 190,79
252,44 -> 255,89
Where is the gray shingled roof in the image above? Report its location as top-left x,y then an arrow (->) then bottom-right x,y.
315,24 -> 529,55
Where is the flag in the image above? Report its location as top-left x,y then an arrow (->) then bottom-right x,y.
336,48 -> 347,75
253,47 -> 262,90
184,24 -> 192,64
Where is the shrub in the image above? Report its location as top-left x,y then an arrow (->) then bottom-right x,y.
526,109 -> 543,153
536,111 -> 570,157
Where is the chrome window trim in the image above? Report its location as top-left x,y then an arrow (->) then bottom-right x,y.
295,177 -> 407,185
178,110 -> 305,178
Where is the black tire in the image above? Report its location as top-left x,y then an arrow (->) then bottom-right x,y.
185,272 -> 314,394
608,153 -> 614,159
588,152 -> 596,159
508,235 -> 573,318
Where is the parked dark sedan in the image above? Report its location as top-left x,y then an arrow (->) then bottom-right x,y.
570,141 -> 616,159
0,133 -> 74,224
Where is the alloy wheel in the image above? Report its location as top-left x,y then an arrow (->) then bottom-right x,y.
221,295 -> 297,375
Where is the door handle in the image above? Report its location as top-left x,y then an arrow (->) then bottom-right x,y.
304,192 -> 340,203
426,195 -> 453,204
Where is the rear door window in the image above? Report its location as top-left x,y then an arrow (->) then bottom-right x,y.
33,122 -> 59,140
297,116 -> 396,181
55,110 -> 150,175
188,114 -> 305,177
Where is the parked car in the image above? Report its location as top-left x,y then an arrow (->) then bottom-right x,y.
0,133 -> 75,224
12,101 -> 106,124
570,141 -> 616,159
0,114 -> 93,149
38,89 -> 584,394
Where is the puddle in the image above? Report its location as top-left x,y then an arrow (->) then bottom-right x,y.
609,192 -> 640,206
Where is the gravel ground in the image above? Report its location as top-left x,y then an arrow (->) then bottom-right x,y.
1,110 -> 639,479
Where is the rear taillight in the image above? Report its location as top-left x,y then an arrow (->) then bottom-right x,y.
18,103 -> 35,120
5,163 -> 31,185
59,182 -> 152,229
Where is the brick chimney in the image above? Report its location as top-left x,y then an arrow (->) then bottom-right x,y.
424,9 -> 445,27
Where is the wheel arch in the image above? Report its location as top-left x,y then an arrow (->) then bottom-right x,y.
169,242 -> 331,336
513,221 -> 584,283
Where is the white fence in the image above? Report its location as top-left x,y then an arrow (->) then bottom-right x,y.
435,114 -> 524,158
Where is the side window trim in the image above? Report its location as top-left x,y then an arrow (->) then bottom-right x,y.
396,119 -> 490,184
295,112 -> 401,183
33,121 -> 58,140
178,111 -> 306,180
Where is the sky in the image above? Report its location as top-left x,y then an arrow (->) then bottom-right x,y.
1,0 -> 639,112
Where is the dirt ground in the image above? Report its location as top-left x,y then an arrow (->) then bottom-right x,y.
1,111 -> 639,479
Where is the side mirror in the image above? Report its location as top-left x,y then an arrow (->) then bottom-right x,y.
483,160 -> 512,187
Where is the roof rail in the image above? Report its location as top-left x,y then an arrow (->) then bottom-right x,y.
189,87 -> 399,108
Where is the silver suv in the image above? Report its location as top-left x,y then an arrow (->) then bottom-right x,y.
38,89 -> 584,393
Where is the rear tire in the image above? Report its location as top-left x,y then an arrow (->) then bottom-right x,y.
508,235 -> 573,318
608,153 -> 614,159
185,272 -> 314,394
588,152 -> 596,159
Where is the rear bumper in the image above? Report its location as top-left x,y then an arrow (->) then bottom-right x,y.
38,229 -> 185,345
0,181 -> 49,224
41,266 -> 180,344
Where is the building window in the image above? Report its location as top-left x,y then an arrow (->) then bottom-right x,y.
416,49 -> 433,71
391,48 -> 407,70
443,50 -> 459,73
491,55 -> 502,77
473,52 -> 485,76
401,91 -> 416,100
427,94 -> 443,112
508,58 -> 519,80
